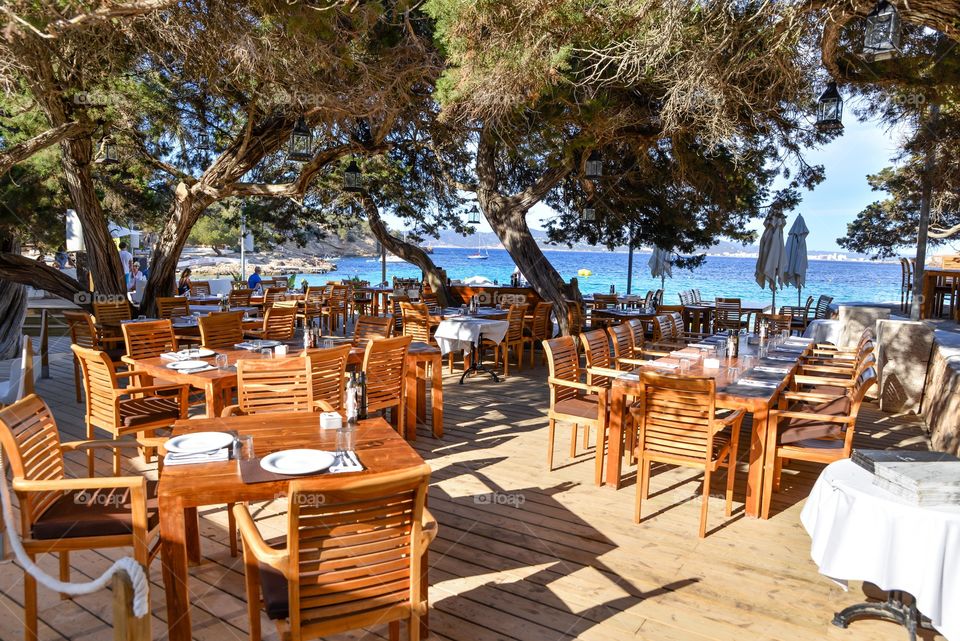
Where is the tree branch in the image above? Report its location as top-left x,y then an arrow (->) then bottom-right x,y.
0,120 -> 90,177
930,222 -> 960,239
230,143 -> 382,198
1,1 -> 179,40
0,252 -> 91,310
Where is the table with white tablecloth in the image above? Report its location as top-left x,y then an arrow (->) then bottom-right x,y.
433,317 -> 509,356
801,459 -> 960,640
803,319 -> 841,345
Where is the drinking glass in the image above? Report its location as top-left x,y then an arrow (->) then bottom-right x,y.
237,435 -> 255,461
679,359 -> 691,374
336,425 -> 357,456
215,353 -> 229,370
715,343 -> 726,359
726,366 -> 740,384
259,347 -> 273,359
137,314 -> 147,321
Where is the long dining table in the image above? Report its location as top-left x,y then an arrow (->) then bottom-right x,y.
157,413 -> 427,641
603,335 -> 811,520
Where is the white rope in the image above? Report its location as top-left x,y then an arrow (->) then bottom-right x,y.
0,464 -> 150,618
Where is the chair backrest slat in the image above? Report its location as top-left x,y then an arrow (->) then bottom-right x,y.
399,302 -> 432,344
199,311 -> 244,349
236,356 -> 313,414
362,336 -> 411,413
304,346 -> 350,412
543,336 -> 580,402
157,296 -> 190,320
122,320 -> 177,359
354,315 -> 393,347
637,373 -> 717,462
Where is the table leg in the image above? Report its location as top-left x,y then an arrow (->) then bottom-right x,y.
416,365 -> 426,423
159,495 -> 192,641
921,273 -> 936,319
185,507 -> 201,563
604,386 -> 626,488
760,406 -> 781,520
431,355 -> 443,438
744,405 -> 769,518
204,382 -> 220,418
404,356 -> 419,440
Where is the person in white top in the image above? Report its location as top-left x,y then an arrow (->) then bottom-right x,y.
118,241 -> 133,274
127,261 -> 146,290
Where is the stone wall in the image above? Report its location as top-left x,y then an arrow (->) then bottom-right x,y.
921,332 -> 960,456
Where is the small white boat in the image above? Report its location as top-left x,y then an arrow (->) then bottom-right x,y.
467,253 -> 488,260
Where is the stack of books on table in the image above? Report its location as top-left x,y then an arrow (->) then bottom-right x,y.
853,449 -> 960,506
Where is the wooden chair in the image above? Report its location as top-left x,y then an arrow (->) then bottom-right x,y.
92,299 -> 131,332
566,301 -> 584,336
813,295 -> 834,321
233,464 -> 436,641
543,336 -> 608,485
756,312 -> 794,335
299,286 -> 326,329
488,303 -> 526,377
390,293 -> 410,335
589,293 -> 619,328
189,281 -> 211,297
0,336 -> 35,407
262,287 -> 287,310
353,315 -> 394,347
72,345 -> 189,475
303,345 -> 351,413
714,297 -> 747,332
606,322 -> 664,368
62,311 -> 125,403
523,301 -> 553,366
579,328 -> 619,391
780,296 -> 814,333
322,284 -> 350,335
767,367 -> 878,503
629,372 -> 745,537
0,394 -> 161,641
229,288 -> 253,307
362,335 -> 411,431
199,311 -> 245,349
121,320 -> 178,389
222,356 -> 313,416
400,302 -> 437,344
156,296 -> 190,320
247,303 -> 297,341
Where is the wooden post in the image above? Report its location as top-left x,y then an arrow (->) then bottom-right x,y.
112,572 -> 150,641
39,310 -> 49,379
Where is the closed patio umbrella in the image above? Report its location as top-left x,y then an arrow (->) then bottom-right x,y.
755,211 -> 787,310
648,247 -> 673,292
782,214 -> 809,306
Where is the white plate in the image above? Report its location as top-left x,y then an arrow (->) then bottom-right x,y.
260,449 -> 335,475
165,431 -> 235,454
167,360 -> 210,371
249,339 -> 281,349
177,348 -> 215,359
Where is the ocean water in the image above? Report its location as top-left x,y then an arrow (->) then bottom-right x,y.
299,247 -> 902,305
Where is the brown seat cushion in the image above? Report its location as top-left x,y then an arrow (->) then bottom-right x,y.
258,562 -> 289,620
32,481 -> 159,540
779,395 -> 850,445
553,396 -> 600,420
118,396 -> 181,428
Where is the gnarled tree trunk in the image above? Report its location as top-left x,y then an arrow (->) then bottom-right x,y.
0,234 -> 28,359
474,127 -> 575,334
360,193 -> 453,306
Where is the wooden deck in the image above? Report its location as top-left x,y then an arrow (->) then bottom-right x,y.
0,331 -> 945,641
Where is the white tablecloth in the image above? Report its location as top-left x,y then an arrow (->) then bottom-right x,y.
803,319 -> 841,345
801,460 -> 960,640
434,318 -> 509,356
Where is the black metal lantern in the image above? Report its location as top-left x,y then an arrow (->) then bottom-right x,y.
467,210 -> 481,225
197,131 -> 214,152
342,159 -> 363,192
287,116 -> 313,162
816,82 -> 843,130
864,1 -> 901,58
585,150 -> 602,180
95,135 -> 120,165
581,206 -> 596,223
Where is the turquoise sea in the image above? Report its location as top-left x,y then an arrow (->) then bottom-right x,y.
300,247 -> 901,305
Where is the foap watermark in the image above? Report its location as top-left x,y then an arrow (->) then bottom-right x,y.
74,291 -> 127,306
73,91 -> 119,107
273,492 -> 327,508
74,490 -> 127,507
474,492 -> 526,508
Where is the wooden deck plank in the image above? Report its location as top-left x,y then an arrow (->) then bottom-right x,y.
0,338 -> 944,641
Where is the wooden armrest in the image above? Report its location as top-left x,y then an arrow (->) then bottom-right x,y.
114,369 -> 150,379
61,436 -> 167,454
232,503 -> 288,571
547,377 -> 606,396
587,366 -> 622,379
712,408 -> 745,433
618,357 -> 653,367
782,391 -> 847,404
421,508 -> 438,547
799,364 -> 853,375
117,382 -> 191,398
13,475 -> 145,492
313,399 -> 336,412
221,405 -> 243,417
769,409 -> 853,424
793,375 -> 854,388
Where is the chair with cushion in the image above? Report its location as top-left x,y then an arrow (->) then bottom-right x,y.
353,315 -> 394,347
62,310 -> 125,403
303,345 -> 351,414
189,281 -> 212,297
543,336 -> 608,485
72,345 -> 189,475
629,372 -> 745,537
247,303 -> 297,341
362,335 -> 412,431
222,356 -> 313,416
233,464 -> 436,641
767,367 -> 878,508
0,394 -> 161,641
199,310 -> 245,349
157,296 -> 190,320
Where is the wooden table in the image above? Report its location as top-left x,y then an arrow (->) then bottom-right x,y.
157,413 -> 426,641
920,268 -> 960,319
358,286 -> 393,315
603,340 -> 807,520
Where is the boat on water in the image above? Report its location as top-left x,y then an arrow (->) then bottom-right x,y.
467,252 -> 488,260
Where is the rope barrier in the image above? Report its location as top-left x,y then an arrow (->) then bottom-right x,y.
0,463 -> 150,618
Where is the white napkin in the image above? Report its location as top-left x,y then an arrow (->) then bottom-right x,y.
618,372 -> 640,381
645,361 -> 679,370
689,342 -> 717,350
669,351 -> 699,360
163,448 -> 230,466
329,450 -> 363,474
755,365 -> 790,374
739,378 -> 778,389
234,342 -> 259,350
166,363 -> 214,374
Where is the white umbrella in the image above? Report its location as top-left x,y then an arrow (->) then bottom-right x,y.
648,247 -> 673,292
782,214 -> 809,306
755,211 -> 787,310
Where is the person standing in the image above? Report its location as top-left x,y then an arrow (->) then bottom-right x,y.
118,241 -> 133,275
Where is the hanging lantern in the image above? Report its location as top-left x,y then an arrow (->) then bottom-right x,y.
467,210 -> 481,225
287,116 -> 313,162
816,82 -> 843,130
582,206 -> 596,222
585,150 -> 602,180
197,131 -> 214,152
863,1 -> 901,59
95,135 -> 120,165
342,159 -> 363,192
